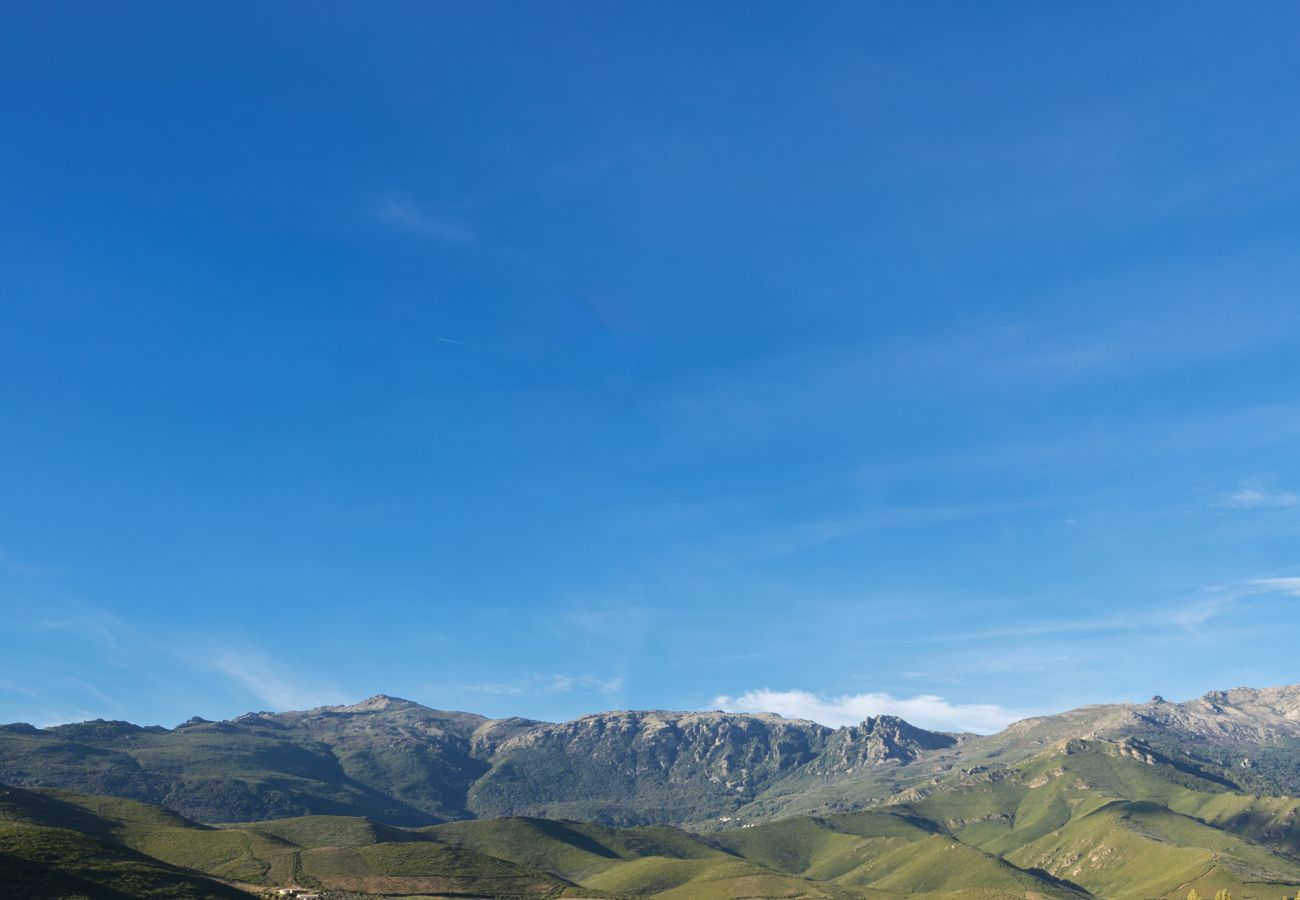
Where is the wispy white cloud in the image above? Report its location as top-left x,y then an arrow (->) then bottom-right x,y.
0,679 -> 120,728
65,677 -> 124,711
0,548 -> 63,576
1249,577 -> 1300,596
550,674 -> 624,695
208,648 -> 347,711
374,196 -> 468,242
847,574 -> 1300,649
464,673 -> 623,697
0,678 -> 47,703
712,687 -> 1034,734
1218,478 -> 1298,509
1165,575 -> 1300,631
32,603 -> 127,659
710,574 -> 1300,735
751,503 -> 1018,560
559,606 -> 651,636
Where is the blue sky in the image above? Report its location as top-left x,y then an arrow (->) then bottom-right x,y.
3,3 -> 1300,733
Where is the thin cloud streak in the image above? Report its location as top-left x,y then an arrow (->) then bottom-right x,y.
0,548 -> 64,576
208,648 -> 347,712
1218,478 -> 1299,509
66,678 -> 124,710
31,603 -> 130,663
374,196 -> 469,242
850,574 -> 1300,649
751,502 -> 1022,560
1251,577 -> 1300,596
463,673 -> 624,697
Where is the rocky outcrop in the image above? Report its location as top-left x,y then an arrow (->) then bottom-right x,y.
811,715 -> 960,774
467,710 -> 832,824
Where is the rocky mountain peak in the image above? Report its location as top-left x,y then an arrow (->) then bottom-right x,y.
331,694 -> 417,713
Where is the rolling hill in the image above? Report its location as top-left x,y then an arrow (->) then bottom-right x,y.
8,685 -> 1300,897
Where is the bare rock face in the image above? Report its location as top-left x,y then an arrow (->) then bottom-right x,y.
330,694 -> 413,714
464,709 -> 962,824
810,715 -> 960,774
470,716 -> 546,758
963,686 -> 1300,761
1126,686 -> 1300,744
467,710 -> 831,824
943,684 -> 1300,802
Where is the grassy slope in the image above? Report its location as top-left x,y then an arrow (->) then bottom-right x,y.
238,813 -> 421,847
886,742 -> 1300,899
296,841 -> 574,896
2,783 -> 575,897
712,814 -> 882,878
717,812 -> 1079,897
0,783 -> 263,896
1004,801 -> 1300,899
586,855 -> 853,899
0,820 -> 248,900
427,816 -> 723,881
427,809 -> 1075,897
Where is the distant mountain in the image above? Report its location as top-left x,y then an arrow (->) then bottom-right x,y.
958,685 -> 1300,796
470,709 -> 960,825
4,685 -> 1300,832
727,685 -> 1300,824
0,695 -> 495,825
0,696 -> 956,827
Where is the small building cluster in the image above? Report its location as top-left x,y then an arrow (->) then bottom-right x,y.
273,889 -> 321,900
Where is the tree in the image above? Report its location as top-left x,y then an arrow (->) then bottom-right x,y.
1187,890 -> 1201,900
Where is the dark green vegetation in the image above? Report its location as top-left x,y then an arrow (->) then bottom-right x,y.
8,686 -> 1300,897
0,785 -> 248,899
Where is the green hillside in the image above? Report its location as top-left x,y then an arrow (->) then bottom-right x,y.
8,767 -> 1300,899
0,823 -> 251,900
425,816 -> 722,881
0,785 -> 248,900
883,740 -> 1300,898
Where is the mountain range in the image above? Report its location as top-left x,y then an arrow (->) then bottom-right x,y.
7,685 -> 1300,898
0,696 -> 965,828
